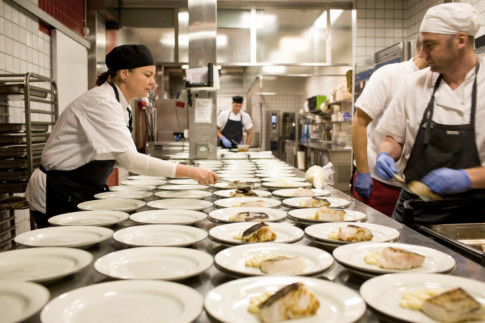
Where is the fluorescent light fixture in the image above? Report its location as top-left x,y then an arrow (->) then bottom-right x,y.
178,11 -> 188,24
181,64 -> 189,69
159,32 -> 175,46
262,65 -> 287,74
217,34 -> 228,47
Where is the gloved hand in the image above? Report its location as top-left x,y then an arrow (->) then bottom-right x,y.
354,172 -> 373,199
421,168 -> 471,195
220,136 -> 232,148
375,152 -> 398,180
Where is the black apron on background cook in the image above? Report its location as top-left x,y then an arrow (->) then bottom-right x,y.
220,112 -> 243,148
393,63 -> 485,225
42,82 -> 128,219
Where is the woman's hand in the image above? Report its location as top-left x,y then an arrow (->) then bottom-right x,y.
190,167 -> 220,185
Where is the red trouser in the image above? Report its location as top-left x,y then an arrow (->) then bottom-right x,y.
351,172 -> 401,217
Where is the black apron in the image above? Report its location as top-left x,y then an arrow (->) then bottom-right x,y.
220,112 -> 243,148
42,83 -> 128,218
393,63 -> 485,225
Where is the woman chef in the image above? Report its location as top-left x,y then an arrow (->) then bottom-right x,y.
374,3 -> 485,225
26,44 -> 219,228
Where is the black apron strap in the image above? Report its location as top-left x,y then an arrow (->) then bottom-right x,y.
109,82 -> 133,132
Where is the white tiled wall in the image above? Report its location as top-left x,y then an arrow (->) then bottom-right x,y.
0,0 -> 49,234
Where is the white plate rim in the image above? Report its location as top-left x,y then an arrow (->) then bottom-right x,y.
48,210 -> 129,227
214,242 -> 334,277
333,242 -> 457,275
208,222 -> 304,245
158,184 -> 210,190
77,199 -> 146,212
40,280 -> 203,323
94,191 -> 153,200
154,190 -> 212,199
283,196 -> 351,209
147,199 -> 213,210
0,280 -> 50,322
14,226 -> 113,248
214,197 -> 281,209
121,179 -> 167,186
0,247 -> 93,282
129,209 -> 207,225
262,181 -> 312,190
208,207 -> 287,223
212,189 -> 272,199
304,222 -> 401,245
109,185 -> 156,191
113,224 -> 208,247
204,275 -> 366,323
272,188 -> 332,198
94,247 -> 213,280
360,273 -> 485,323
288,208 -> 367,223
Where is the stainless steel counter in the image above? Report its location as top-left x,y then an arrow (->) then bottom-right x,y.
22,169 -> 485,323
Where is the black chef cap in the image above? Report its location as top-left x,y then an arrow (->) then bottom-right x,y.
232,95 -> 244,104
105,44 -> 155,70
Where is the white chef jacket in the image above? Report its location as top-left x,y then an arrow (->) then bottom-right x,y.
217,109 -> 253,131
26,82 -> 161,213
355,58 -> 419,185
376,55 -> 485,174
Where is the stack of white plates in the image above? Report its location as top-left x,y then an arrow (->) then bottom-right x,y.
304,222 -> 400,249
333,242 -> 457,278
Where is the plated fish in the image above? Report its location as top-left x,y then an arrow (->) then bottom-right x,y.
377,247 -> 425,270
293,188 -> 313,196
337,225 -> 373,242
229,212 -> 270,222
237,200 -> 267,208
230,189 -> 258,197
302,198 -> 330,208
259,282 -> 320,322
242,222 -> 277,243
260,256 -> 306,275
421,287 -> 485,323
306,206 -> 346,221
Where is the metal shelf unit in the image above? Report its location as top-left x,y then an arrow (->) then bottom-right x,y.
0,73 -> 58,249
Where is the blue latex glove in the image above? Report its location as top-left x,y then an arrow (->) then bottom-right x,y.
421,168 -> 471,195
375,152 -> 398,180
354,172 -> 373,199
220,136 -> 232,148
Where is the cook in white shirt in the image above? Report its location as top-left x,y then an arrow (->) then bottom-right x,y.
374,3 -> 485,224
217,96 -> 253,148
26,44 -> 219,228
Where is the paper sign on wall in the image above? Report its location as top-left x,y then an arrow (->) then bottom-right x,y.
195,98 -> 212,123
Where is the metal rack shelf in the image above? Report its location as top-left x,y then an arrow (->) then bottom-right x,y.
0,73 -> 58,249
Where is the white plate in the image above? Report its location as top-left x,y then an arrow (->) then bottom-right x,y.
121,179 -> 167,186
41,280 -> 203,323
154,190 -> 212,199
211,182 -> 261,189
113,224 -> 208,247
333,242 -> 457,275
214,197 -> 281,208
15,226 -> 113,248
77,199 -> 146,212
272,188 -> 331,198
360,273 -> 485,323
261,177 -> 307,182
204,276 -> 366,323
262,181 -> 312,190
147,199 -> 213,211
48,210 -> 129,227
215,243 -> 334,277
220,177 -> 261,183
213,189 -> 272,199
283,196 -> 351,209
94,191 -> 153,200
167,179 -> 200,185
0,247 -> 93,282
209,207 -> 287,223
158,184 -> 209,190
288,208 -> 366,223
109,185 -> 156,191
305,222 -> 401,246
95,247 -> 213,280
130,210 -> 207,225
209,222 -> 304,245
127,175 -> 166,180
0,281 -> 50,323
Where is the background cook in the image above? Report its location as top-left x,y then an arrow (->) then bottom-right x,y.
217,95 -> 253,148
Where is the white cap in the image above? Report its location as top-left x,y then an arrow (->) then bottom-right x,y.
420,3 -> 480,37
